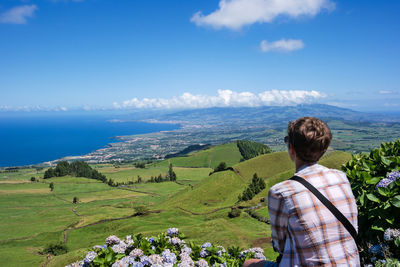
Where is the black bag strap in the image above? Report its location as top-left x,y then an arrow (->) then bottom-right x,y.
290,175 -> 358,243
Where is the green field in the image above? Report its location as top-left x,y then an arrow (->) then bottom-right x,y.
0,142 -> 352,267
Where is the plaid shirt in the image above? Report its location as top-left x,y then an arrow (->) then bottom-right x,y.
268,164 -> 359,266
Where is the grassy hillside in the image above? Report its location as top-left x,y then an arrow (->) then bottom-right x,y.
158,142 -> 242,168
0,145 -> 352,267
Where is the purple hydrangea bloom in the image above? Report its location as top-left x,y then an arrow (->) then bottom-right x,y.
148,254 -> 163,265
181,246 -> 192,255
249,247 -> 264,254
254,252 -> 266,260
148,237 -> 155,243
130,248 -> 144,258
201,242 -> 212,248
162,249 -> 177,264
170,237 -> 183,246
216,246 -> 226,257
384,228 -> 400,241
387,171 -> 400,180
199,248 -> 209,258
93,245 -> 107,250
105,235 -> 120,246
131,262 -> 144,267
368,244 -> 384,256
376,171 -> 399,188
196,259 -> 209,267
167,228 -> 179,236
84,251 -> 97,263
140,255 -> 151,266
111,241 -> 127,254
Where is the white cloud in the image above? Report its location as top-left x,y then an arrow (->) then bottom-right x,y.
0,105 -> 68,112
115,89 -> 325,109
191,0 -> 335,30
0,5 -> 38,24
260,39 -> 304,52
379,90 -> 397,95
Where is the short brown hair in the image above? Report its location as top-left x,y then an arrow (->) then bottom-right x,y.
287,117 -> 332,163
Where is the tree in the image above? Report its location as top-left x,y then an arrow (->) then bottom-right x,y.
49,182 -> 54,191
214,162 -> 227,172
30,177 -> 36,182
168,163 -> 177,181
137,175 -> 142,183
55,161 -> 70,177
73,197 -> 79,204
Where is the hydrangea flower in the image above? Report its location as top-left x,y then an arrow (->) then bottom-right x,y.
162,249 -> 177,264
125,235 -> 133,246
84,251 -> 97,263
167,228 -> 179,237
387,171 -> 400,180
368,244 -> 384,256
249,247 -> 264,254
106,235 -> 121,246
148,254 -> 163,265
140,255 -> 151,266
148,237 -> 155,244
169,237 -> 183,246
181,246 -> 192,255
130,248 -> 144,258
216,246 -> 226,257
376,171 -> 399,188
111,258 -> 129,267
201,242 -> 212,248
384,228 -> 400,241
111,241 -> 127,254
196,259 -> 209,267
199,248 -> 209,258
254,252 -> 266,260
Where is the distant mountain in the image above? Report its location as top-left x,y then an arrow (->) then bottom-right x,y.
155,104 -> 400,127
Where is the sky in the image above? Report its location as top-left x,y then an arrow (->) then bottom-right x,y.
1,0 -> 399,113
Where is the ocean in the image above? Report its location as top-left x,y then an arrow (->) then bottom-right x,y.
0,114 -> 179,167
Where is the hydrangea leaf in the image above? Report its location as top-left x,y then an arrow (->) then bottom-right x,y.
391,195 -> 400,208
367,193 -> 381,203
395,237 -> 400,247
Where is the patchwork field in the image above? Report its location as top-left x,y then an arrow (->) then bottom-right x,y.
0,142 -> 351,267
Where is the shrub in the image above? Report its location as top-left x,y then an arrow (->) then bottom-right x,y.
228,207 -> 242,218
134,205 -> 150,216
42,242 -> 68,256
73,197 -> 79,204
342,140 -> 400,264
30,177 -> 36,182
214,162 -> 227,172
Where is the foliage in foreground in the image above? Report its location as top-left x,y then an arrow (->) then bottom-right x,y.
67,228 -> 266,267
343,140 -> 400,265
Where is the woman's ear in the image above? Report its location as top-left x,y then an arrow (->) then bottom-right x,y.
288,144 -> 296,161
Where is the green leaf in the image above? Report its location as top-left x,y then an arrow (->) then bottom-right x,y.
377,187 -> 390,197
371,225 -> 385,232
386,218 -> 395,224
366,177 -> 381,185
392,195 -> 400,208
359,192 -> 365,206
367,193 -> 381,203
381,156 -> 392,166
395,237 -> 400,247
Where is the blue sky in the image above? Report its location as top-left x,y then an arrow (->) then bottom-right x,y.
1,0 -> 399,112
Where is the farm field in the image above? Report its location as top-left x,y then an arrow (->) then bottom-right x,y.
0,142 -> 351,267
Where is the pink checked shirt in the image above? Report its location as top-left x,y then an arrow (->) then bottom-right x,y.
268,164 -> 359,266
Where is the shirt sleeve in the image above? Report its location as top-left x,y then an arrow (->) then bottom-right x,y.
268,187 -> 288,254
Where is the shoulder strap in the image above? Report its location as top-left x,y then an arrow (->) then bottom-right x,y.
290,175 -> 358,242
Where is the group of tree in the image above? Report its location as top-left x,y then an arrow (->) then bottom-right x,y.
238,173 -> 266,202
134,162 -> 146,169
43,161 -> 107,183
236,140 -> 272,160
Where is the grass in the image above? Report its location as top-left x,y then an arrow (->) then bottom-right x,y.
156,142 -> 243,168
0,145 -> 351,267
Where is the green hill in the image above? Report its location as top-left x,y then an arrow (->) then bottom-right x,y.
157,142 -> 243,168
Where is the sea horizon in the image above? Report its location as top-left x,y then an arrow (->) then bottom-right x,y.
0,114 -> 180,168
